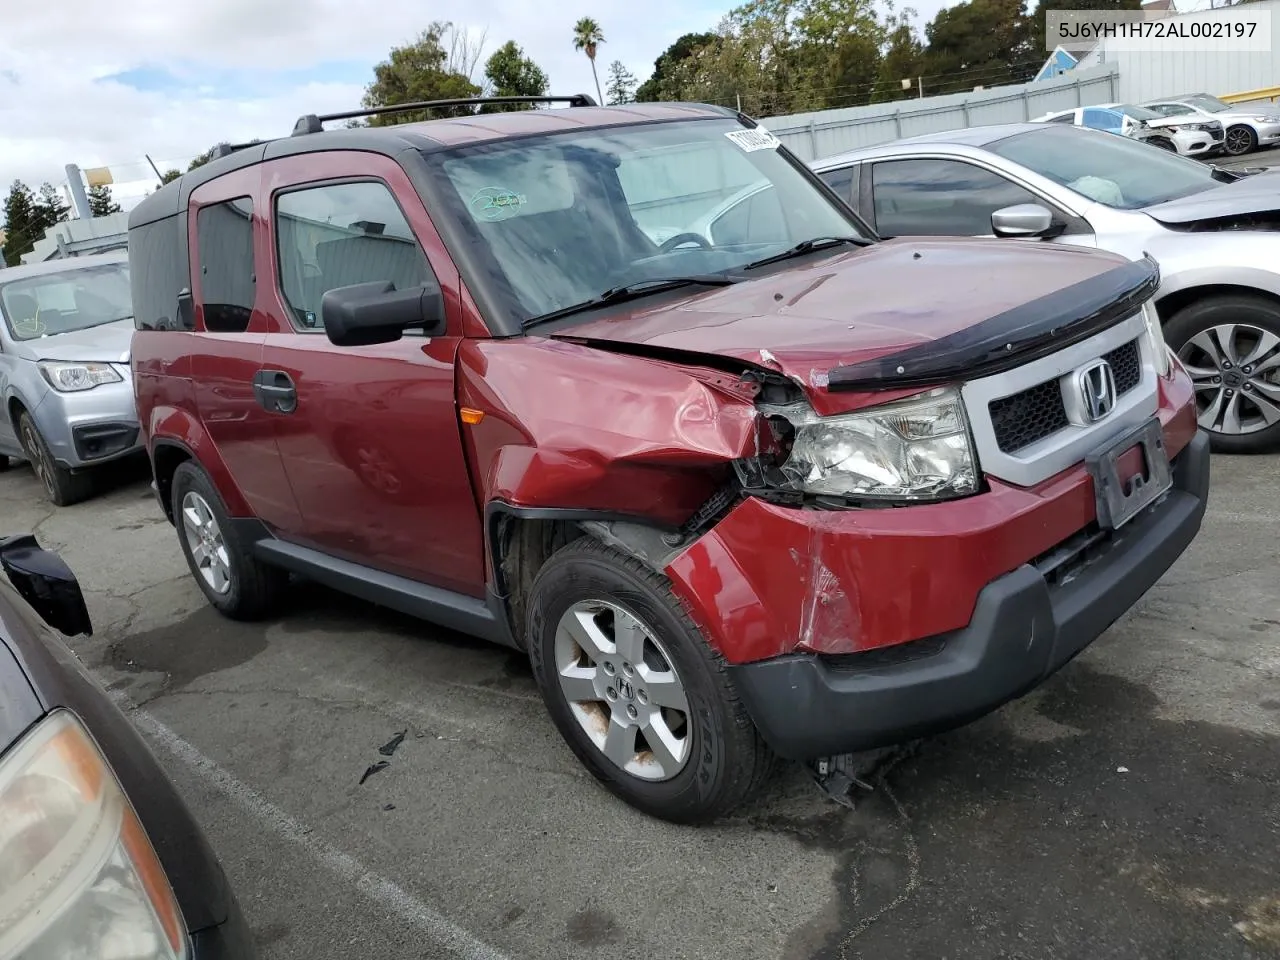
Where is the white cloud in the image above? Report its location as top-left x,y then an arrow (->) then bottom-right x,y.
2,0 -> 957,211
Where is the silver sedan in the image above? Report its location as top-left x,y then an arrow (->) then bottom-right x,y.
1143,93 -> 1280,157
806,122 -> 1280,453
0,252 -> 142,505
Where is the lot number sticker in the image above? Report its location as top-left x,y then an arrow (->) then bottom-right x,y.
725,128 -> 781,152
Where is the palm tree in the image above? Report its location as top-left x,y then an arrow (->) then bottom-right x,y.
572,17 -> 605,106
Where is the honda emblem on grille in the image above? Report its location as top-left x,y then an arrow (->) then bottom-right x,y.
1077,360 -> 1118,422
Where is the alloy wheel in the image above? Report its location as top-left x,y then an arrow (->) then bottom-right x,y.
554,599 -> 691,781
1225,126 -> 1254,155
20,419 -> 56,500
1177,322 -> 1280,435
181,491 -> 233,594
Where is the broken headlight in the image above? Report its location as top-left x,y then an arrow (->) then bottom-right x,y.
758,387 -> 979,502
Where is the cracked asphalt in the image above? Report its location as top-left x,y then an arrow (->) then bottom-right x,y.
1,450 -> 1277,960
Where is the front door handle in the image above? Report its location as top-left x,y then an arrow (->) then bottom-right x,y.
253,369 -> 297,415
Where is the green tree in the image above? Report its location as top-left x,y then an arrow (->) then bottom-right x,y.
87,183 -> 123,217
2,180 -> 39,266
572,17 -> 606,105
482,40 -> 548,109
34,182 -> 70,232
362,22 -> 482,123
159,169 -> 182,185
922,0 -> 1036,93
635,32 -> 720,101
605,60 -> 637,104
875,8 -> 926,101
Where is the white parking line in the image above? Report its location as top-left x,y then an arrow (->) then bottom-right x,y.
127,707 -> 514,960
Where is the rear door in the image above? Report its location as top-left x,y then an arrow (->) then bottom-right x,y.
187,168 -> 302,532
257,152 -> 485,596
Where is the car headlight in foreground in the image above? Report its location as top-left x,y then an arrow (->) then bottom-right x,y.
1141,300 -> 1173,377
0,710 -> 187,960
37,362 -> 124,393
758,387 -> 979,501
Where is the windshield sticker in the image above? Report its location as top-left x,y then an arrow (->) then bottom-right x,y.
725,128 -> 782,153
469,186 -> 528,222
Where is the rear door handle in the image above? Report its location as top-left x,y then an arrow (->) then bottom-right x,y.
252,369 -> 297,415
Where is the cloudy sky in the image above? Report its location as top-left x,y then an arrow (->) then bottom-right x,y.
1,0 -> 959,212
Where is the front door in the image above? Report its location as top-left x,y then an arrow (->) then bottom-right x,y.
258,152 -> 485,597
187,168 -> 303,532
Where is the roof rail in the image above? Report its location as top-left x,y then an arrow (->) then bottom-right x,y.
210,139 -> 269,160
290,93 -> 599,137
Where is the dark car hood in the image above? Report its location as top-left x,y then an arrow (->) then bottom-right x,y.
555,237 -> 1136,391
1143,168 -> 1280,224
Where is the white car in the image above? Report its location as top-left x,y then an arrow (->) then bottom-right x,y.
1035,104 -> 1225,158
805,122 -> 1280,452
1143,92 -> 1280,157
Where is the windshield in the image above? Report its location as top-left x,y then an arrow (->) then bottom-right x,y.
1119,105 -> 1161,121
989,125 -> 1219,209
1186,95 -> 1231,113
425,118 -> 870,323
0,262 -> 132,342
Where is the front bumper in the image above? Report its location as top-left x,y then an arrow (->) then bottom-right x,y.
29,374 -> 141,469
727,430 -> 1210,760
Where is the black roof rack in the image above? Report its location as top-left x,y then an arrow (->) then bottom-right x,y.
290,93 -> 599,137
210,139 -> 270,160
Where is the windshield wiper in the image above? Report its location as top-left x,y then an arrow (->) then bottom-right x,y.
522,275 -> 739,328
741,236 -> 873,272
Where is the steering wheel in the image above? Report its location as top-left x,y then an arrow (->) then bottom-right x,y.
659,232 -> 712,253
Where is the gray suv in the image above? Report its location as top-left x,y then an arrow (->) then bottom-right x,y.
0,251 -> 142,505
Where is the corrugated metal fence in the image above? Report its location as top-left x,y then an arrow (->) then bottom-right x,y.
758,63 -> 1121,162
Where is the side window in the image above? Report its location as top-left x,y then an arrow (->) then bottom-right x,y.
871,158 -> 1041,238
274,181 -> 436,332
195,198 -> 255,334
1081,108 -> 1122,133
131,215 -> 191,331
710,185 -> 786,246
818,166 -> 856,205
1045,112 -> 1076,124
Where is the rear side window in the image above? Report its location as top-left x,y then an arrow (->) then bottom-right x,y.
196,197 -> 256,333
817,166 -> 855,205
130,215 -> 191,331
709,185 -> 786,246
274,181 -> 436,332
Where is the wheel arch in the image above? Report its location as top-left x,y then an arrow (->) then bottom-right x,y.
1154,282 -> 1280,324
484,502 -> 692,650
145,405 -> 254,523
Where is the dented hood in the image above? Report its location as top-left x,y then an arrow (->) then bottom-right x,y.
1142,167 -> 1280,224
554,237 -> 1140,390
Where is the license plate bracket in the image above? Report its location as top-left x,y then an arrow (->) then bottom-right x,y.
1086,417 -> 1173,531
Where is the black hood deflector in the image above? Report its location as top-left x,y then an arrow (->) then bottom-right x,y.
826,256 -> 1160,392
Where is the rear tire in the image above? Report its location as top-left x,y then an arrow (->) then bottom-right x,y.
0,456 -> 11,472
1165,294 -> 1280,454
18,413 -> 95,506
171,461 -> 287,619
1224,124 -> 1258,156
526,537 -> 775,823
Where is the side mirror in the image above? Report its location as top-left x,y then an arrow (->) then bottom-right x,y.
0,536 -> 93,637
991,203 -> 1057,239
321,281 -> 447,347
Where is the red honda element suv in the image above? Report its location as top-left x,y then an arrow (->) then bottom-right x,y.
127,95 -> 1209,823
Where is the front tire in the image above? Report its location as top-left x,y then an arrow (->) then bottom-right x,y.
1149,137 -> 1177,152
171,461 -> 287,619
18,413 -> 95,506
1165,294 -> 1280,454
1224,124 -> 1258,156
527,537 -> 775,823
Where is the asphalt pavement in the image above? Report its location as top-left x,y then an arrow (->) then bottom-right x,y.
2,442 -> 1278,960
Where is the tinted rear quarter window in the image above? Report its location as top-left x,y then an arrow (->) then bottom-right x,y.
196,197 -> 256,333
130,215 -> 191,331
